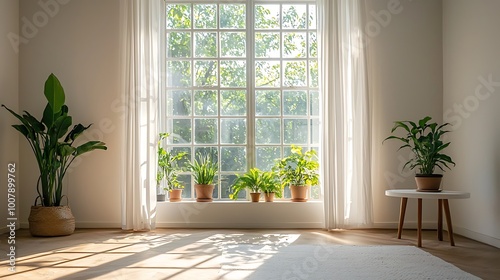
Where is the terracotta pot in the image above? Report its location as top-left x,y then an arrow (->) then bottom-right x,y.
290,185 -> 309,202
264,192 -> 275,202
250,192 -> 261,202
28,206 -> 75,237
415,174 -> 443,192
169,189 -> 183,202
195,184 -> 214,202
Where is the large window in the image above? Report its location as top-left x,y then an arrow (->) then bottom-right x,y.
163,1 -> 319,200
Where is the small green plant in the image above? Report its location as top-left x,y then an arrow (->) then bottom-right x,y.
258,170 -> 282,198
383,116 -> 455,174
2,74 -> 107,207
157,133 -> 187,191
186,153 -> 218,185
229,168 -> 281,200
274,145 -> 320,188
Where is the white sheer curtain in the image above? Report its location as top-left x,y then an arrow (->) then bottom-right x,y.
120,0 -> 160,231
318,0 -> 373,229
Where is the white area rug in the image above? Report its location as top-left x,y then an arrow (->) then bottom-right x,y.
219,245 -> 480,280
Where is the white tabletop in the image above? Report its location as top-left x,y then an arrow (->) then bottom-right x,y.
385,189 -> 470,199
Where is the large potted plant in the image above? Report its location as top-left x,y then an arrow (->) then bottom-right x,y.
274,145 -> 319,202
383,116 -> 455,191
2,73 -> 107,236
157,133 -> 187,202
229,168 -> 280,202
186,153 -> 218,202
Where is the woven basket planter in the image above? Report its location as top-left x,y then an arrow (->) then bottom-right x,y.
28,206 -> 75,237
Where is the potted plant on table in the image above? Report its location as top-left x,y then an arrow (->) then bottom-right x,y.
2,73 -> 107,236
186,153 -> 218,202
274,145 -> 319,202
383,116 -> 455,191
229,168 -> 281,202
157,133 -> 187,202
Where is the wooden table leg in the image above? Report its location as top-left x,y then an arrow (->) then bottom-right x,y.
438,199 -> 443,241
443,199 -> 455,246
397,197 -> 408,239
417,198 -> 422,247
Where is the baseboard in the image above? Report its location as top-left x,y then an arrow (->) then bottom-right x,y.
155,222 -> 324,229
372,222 -> 439,230
0,225 -> 21,234
20,221 -> 122,229
453,226 -> 500,249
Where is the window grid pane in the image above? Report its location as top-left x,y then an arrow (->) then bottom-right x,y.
165,1 -> 319,200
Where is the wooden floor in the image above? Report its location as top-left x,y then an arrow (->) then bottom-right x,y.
1,228 -> 498,279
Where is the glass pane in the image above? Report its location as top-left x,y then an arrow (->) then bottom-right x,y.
309,32 -> 317,57
167,32 -> 191,58
221,90 -> 246,116
255,32 -> 280,58
172,119 -> 191,144
282,5 -> 307,29
194,60 -> 218,86
221,32 -> 246,57
195,32 -> 217,58
256,146 -> 281,171
255,90 -> 281,116
220,4 -> 246,29
255,61 -> 280,88
171,147 -> 192,167
195,118 -> 217,144
213,175 -> 219,199
283,32 -> 306,58
194,90 -> 217,116
283,91 -> 307,116
283,61 -> 306,87
178,175 -> 192,198
309,4 -> 317,29
284,119 -> 307,144
167,90 -> 191,116
194,4 -> 217,29
311,118 -> 320,145
310,185 -> 320,199
221,174 -> 244,199
255,4 -> 280,29
167,61 -> 191,87
256,118 -> 281,144
309,60 -> 318,87
221,119 -> 246,144
283,145 -> 306,157
220,60 -> 246,87
167,4 -> 191,29
194,147 -> 218,163
310,91 -> 320,116
221,147 -> 246,171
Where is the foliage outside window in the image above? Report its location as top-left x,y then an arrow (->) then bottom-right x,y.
163,1 -> 320,200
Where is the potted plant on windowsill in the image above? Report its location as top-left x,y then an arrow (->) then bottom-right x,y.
229,168 -> 280,202
383,116 -> 455,192
157,133 -> 187,202
274,145 -> 319,202
186,153 -> 218,202
259,170 -> 282,202
2,73 -> 107,236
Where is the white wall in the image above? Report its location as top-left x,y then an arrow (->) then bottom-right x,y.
443,0 -> 500,247
18,0 -> 122,228
0,0 -> 20,233
366,0 -> 444,228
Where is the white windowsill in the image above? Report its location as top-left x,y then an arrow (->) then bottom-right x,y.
156,200 -> 324,228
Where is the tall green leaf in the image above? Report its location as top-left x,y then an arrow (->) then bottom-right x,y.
44,73 -> 65,114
